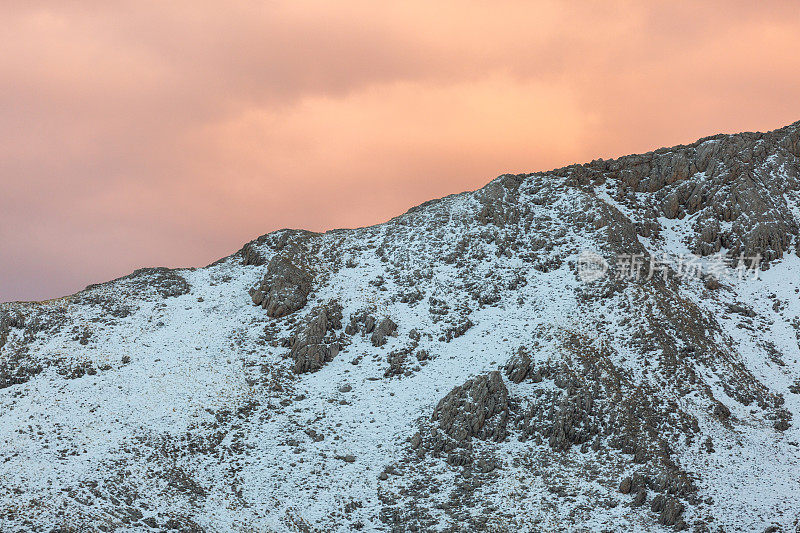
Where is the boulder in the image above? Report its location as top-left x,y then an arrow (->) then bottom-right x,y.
371,318 -> 398,347
504,348 -> 532,383
651,494 -> 685,527
290,302 -> 342,374
250,256 -> 313,318
432,371 -> 509,443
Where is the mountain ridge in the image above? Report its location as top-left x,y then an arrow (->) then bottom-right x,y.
2,120 -> 800,532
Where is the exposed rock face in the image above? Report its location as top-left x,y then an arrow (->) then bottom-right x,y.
250,256 -> 313,318
344,311 -> 398,347
651,494 -> 686,528
504,348 -> 532,383
240,242 -> 266,266
432,371 -> 509,443
551,121 -> 800,263
290,301 -> 343,374
370,318 -> 397,347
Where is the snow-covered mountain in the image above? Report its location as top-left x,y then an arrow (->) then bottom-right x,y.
2,121 -> 800,532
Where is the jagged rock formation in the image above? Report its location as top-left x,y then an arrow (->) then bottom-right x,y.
250,255 -> 313,318
344,311 -> 399,347
290,301 -> 343,374
504,348 -> 533,383
370,317 -> 398,347
432,370 -> 510,444
2,121 -> 800,532
559,122 -> 800,262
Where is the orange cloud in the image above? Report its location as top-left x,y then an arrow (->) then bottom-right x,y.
1,1 -> 799,300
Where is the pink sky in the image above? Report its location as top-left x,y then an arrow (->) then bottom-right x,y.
2,1 -> 800,301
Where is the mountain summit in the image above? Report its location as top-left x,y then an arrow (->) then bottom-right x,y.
2,121 -> 800,531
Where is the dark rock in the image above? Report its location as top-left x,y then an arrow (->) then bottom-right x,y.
250,256 -> 313,318
385,349 -> 408,378
371,318 -> 398,347
651,494 -> 685,527
712,402 -> 731,421
432,371 -> 509,443
504,348 -> 532,383
240,242 -> 266,266
290,302 -> 343,374
119,267 -> 190,298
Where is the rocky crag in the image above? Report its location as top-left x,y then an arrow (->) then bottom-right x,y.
1,121 -> 800,531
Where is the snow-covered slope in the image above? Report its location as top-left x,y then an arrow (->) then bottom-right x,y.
2,121 -> 800,532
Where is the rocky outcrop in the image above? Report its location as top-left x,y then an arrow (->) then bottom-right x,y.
548,121 -> 800,263
250,256 -> 313,318
432,371 -> 509,443
371,318 -> 397,347
290,302 -> 343,374
504,348 -> 532,383
84,267 -> 190,300
240,242 -> 266,266
0,350 -> 43,389
0,310 -> 26,352
405,371 -> 510,470
468,122 -> 800,268
344,311 -> 398,347
651,494 -> 686,528
238,229 -> 319,267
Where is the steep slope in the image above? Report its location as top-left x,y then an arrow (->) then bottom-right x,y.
1,121 -> 800,532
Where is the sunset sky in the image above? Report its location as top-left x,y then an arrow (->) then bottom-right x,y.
2,1 -> 800,302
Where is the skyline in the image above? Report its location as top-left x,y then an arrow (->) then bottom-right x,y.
2,1 -> 800,301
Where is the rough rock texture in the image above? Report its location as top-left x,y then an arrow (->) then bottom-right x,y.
432,371 -> 509,443
554,121 -> 800,263
343,311 -> 398,348
240,242 -> 266,266
370,318 -> 397,347
651,494 -> 686,528
290,301 -> 343,374
504,348 -> 533,383
250,256 -> 313,318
